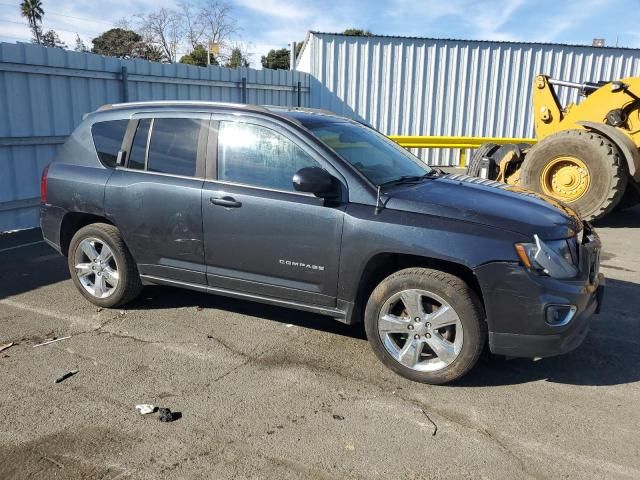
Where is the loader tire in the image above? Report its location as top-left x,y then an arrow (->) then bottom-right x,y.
467,143 -> 499,178
519,130 -> 627,221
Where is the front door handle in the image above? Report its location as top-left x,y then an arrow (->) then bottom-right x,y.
210,196 -> 242,208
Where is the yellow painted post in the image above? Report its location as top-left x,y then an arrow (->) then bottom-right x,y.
459,149 -> 467,168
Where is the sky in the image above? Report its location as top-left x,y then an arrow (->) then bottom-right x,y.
1,0 -> 639,67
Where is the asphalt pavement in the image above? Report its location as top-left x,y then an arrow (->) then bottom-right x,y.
1,206 -> 639,479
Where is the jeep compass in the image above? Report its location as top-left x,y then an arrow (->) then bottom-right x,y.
40,101 -> 604,384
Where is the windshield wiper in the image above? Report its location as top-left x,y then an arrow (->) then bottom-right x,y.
377,173 -> 434,188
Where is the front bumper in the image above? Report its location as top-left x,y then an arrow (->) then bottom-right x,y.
475,261 -> 604,359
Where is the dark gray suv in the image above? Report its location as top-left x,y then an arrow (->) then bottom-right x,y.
40,101 -> 604,384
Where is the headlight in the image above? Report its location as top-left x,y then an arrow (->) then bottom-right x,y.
515,235 -> 579,279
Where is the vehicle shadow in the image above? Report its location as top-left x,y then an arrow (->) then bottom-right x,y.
457,277 -> 640,387
131,277 -> 640,387
129,285 -> 368,340
592,204 -> 640,228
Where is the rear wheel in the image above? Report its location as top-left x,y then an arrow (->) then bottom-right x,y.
364,268 -> 485,384
519,130 -> 627,221
68,223 -> 142,308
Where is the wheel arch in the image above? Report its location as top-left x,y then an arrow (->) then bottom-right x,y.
59,212 -> 114,257
349,252 -> 484,324
577,121 -> 640,182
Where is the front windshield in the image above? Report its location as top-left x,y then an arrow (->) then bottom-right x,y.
302,119 -> 432,185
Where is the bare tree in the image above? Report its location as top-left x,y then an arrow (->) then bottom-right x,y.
136,8 -> 183,63
178,1 -> 205,50
114,17 -> 133,30
200,1 -> 238,58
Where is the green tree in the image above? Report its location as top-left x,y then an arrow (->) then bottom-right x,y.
179,44 -> 218,67
91,28 -> 143,58
343,28 -> 372,36
225,47 -> 249,68
260,42 -> 303,70
20,0 -> 44,44
41,29 -> 66,49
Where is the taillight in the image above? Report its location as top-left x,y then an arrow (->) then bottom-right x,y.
40,164 -> 50,203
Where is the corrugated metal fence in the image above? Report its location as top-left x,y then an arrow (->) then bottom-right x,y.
298,32 -> 640,165
0,42 -> 310,231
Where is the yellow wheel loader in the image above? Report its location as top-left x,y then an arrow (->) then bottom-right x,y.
467,75 -> 640,220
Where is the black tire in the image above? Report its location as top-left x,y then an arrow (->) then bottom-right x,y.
467,142 -> 499,178
364,268 -> 486,385
519,130 -> 627,221
67,223 -> 142,308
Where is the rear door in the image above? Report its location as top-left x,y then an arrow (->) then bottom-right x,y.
105,112 -> 210,284
201,115 -> 347,306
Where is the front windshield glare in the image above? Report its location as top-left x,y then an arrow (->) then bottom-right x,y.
304,120 -> 432,185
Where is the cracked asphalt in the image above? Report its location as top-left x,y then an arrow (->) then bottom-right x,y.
1,206 -> 640,479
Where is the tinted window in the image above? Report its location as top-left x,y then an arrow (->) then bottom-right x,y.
218,121 -> 318,191
91,120 -> 128,168
128,119 -> 150,170
147,118 -> 201,177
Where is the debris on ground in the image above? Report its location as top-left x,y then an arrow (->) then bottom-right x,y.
55,369 -> 79,383
135,404 -> 157,415
0,342 -> 14,353
42,456 -> 64,468
33,336 -> 71,348
96,307 -> 103,312
421,409 -> 438,436
158,407 -> 181,422
332,414 -> 345,421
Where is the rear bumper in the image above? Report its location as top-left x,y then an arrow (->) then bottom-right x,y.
475,261 -> 604,358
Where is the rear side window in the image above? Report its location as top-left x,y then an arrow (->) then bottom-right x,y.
91,120 -> 128,168
147,118 -> 201,177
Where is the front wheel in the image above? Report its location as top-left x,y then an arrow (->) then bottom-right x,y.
364,268 -> 485,384
67,223 -> 142,308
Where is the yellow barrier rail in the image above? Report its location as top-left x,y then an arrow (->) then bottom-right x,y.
389,136 -> 537,167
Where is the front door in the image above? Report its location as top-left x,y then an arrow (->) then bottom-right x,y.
201,118 -> 345,306
105,113 -> 209,284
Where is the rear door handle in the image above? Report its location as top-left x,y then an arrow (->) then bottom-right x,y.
210,196 -> 242,208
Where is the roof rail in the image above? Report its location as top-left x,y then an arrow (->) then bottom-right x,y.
96,100 -> 270,114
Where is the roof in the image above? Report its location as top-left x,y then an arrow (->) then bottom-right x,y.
298,31 -> 640,58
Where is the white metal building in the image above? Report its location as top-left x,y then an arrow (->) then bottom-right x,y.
297,31 -> 640,165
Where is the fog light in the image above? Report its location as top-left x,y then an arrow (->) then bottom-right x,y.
545,305 -> 577,327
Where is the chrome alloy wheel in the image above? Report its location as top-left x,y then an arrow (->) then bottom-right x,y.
377,289 -> 463,372
73,237 -> 119,299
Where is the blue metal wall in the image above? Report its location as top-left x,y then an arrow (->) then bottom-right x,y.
297,32 -> 640,165
0,42 -> 310,231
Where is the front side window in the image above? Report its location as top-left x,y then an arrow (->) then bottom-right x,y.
91,120 -> 128,168
217,121 -> 318,191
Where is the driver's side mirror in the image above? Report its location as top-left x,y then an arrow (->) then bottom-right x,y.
292,167 -> 337,197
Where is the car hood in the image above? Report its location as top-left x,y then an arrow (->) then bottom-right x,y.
383,173 -> 582,239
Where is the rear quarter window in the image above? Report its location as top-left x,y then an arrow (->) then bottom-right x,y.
91,120 -> 129,168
